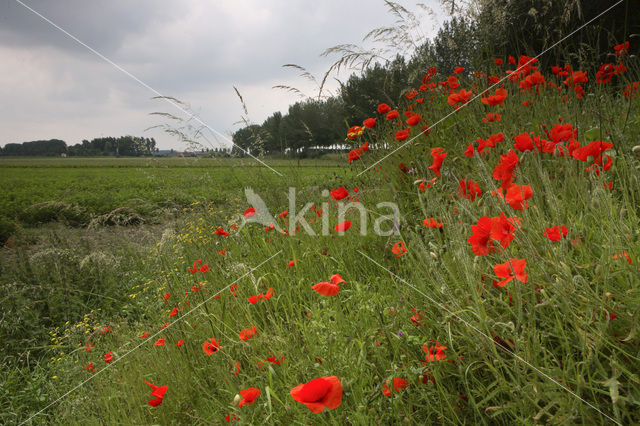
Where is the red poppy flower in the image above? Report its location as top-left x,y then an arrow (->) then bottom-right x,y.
495,58 -> 503,66
429,147 -> 447,177
286,260 -> 295,267
239,326 -> 257,341
513,132 -> 534,152
105,351 -> 113,363
481,87 -> 508,106
564,71 -> 588,87
84,363 -> 96,372
406,113 -> 422,126
139,331 -> 149,338
395,129 -> 410,141
423,341 -> 447,362
377,103 -> 391,114
493,150 -> 519,189
385,110 -> 399,120
176,339 -> 184,347
312,281 -> 340,296
544,226 -> 568,241
571,140 -> 613,165
493,258 -> 528,287
163,292 -> 171,302
482,112 -> 501,123
467,213 -> 516,256
169,308 -> 178,317
613,251 -> 632,265
423,218 -> 443,228
243,208 -> 256,218
290,376 -> 343,413
238,387 -> 260,408
334,221 -> 351,232
363,118 -> 376,129
392,241 -> 407,257
504,184 -> 533,210
614,41 -> 629,56
203,338 -> 221,355
154,338 -> 165,346
447,89 -> 473,107
145,380 -> 168,407
225,413 -> 239,422
215,227 -> 230,236
458,179 -> 481,201
330,186 -> 349,201
278,210 -> 289,218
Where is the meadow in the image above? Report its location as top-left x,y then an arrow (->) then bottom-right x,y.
2,49 -> 640,425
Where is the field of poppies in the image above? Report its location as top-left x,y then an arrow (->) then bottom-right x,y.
13,43 -> 640,424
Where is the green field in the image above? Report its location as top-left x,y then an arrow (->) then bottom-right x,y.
0,157 -> 350,228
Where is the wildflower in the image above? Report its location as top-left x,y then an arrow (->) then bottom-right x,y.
154,338 -> 165,346
363,118 -> 376,129
377,103 -> 391,114
614,41 -> 629,56
203,338 -> 221,355
447,89 -> 473,107
544,226 -> 568,241
83,342 -> 94,352
382,377 -> 409,397
481,87 -> 508,106
215,227 -> 230,236
239,326 -> 257,341
334,221 -> 351,232
493,150 -> 519,189
169,308 -> 178,317
493,258 -> 528,287
330,186 -> 349,201
286,260 -> 295,267
290,376 -> 343,413
395,129 -> 410,141
423,341 -> 447,362
504,184 -> 533,210
392,241 -> 407,257
84,363 -> 96,372
385,110 -> 399,120
423,218 -> 443,228
406,113 -> 422,126
458,179 -> 481,201
105,351 -> 114,363
243,208 -> 256,218
145,380 -> 168,407
238,387 -> 260,408
428,147 -> 447,177
613,251 -> 632,265
140,331 -> 149,338
482,112 -> 501,123
312,280 -> 341,296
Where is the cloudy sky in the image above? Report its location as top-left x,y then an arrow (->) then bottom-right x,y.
0,0 -> 448,150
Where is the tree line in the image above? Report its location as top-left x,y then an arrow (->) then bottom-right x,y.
0,136 -> 157,157
232,0 -> 637,157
